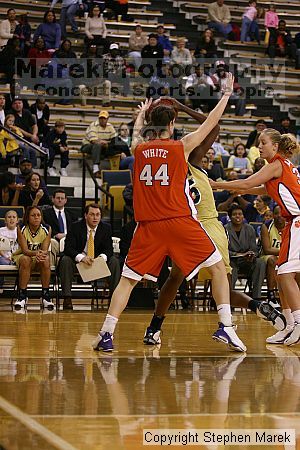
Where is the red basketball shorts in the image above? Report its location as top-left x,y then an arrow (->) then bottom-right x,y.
277,216 -> 300,274
122,216 -> 221,282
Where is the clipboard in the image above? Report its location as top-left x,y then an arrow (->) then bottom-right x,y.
76,256 -> 111,282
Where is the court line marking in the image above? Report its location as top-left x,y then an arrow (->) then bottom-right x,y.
28,413 -> 300,418
3,355 -> 297,359
0,395 -> 78,450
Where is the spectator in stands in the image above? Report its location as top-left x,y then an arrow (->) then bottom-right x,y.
18,172 -> 51,208
212,134 -> 229,157
0,38 -> 22,81
267,20 -> 297,62
240,1 -> 260,44
107,123 -> 134,171
4,81 -> 30,113
171,37 -> 192,68
237,194 -> 271,223
102,43 -> 130,104
225,204 -> 266,299
59,204 -> 120,309
207,0 -> 232,39
14,14 -> 32,56
0,210 -> 19,293
81,110 -> 117,174
0,172 -> 23,206
128,24 -> 148,70
16,158 -> 49,194
156,25 -> 173,61
194,29 -> 218,60
122,182 -> 133,218
147,63 -> 180,100
50,0 -> 84,39
141,34 -> 164,77
54,39 -> 77,59
264,4 -> 279,42
275,116 -> 296,135
206,147 -> 225,180
9,98 -> 39,166
12,206 -> 54,310
127,110 -> 138,137
228,143 -> 253,174
106,0 -> 132,22
246,119 -> 266,149
247,133 -> 261,167
253,156 -> 266,173
30,98 -> 50,140
0,9 -> 18,49
0,114 -> 23,165
84,4 -> 109,53
211,60 -> 246,116
44,120 -> 69,177
260,204 -> 285,303
0,94 -> 5,126
33,10 -> 61,51
185,64 -> 215,111
43,189 -> 75,264
28,37 -> 51,69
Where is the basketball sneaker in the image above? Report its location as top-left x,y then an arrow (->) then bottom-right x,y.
266,325 -> 294,344
14,297 -> 28,310
143,327 -> 161,345
92,332 -> 114,352
256,301 -> 286,330
284,323 -> 300,346
41,296 -> 55,310
212,323 -> 247,352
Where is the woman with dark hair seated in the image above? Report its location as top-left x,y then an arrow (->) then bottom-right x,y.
12,205 -> 53,310
84,5 -> 109,54
33,10 -> 61,51
28,37 -> 51,69
18,172 -> 50,208
0,172 -> 23,206
194,29 -> 218,60
0,38 -> 22,81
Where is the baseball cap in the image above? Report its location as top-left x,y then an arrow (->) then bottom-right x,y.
20,158 -> 32,165
216,60 -> 226,67
98,110 -> 109,118
109,43 -> 119,50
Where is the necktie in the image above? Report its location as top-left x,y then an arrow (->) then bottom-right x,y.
87,230 -> 94,258
58,211 -> 64,233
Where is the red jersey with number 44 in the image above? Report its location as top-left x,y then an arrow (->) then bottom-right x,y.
133,139 -> 197,222
265,153 -> 300,219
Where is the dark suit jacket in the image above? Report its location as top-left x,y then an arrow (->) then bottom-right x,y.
225,222 -> 258,258
43,207 -> 75,238
64,219 -> 113,261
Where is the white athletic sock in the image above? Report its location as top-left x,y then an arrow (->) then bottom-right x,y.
217,304 -> 232,327
292,309 -> 300,324
100,314 -> 118,335
283,309 -> 295,327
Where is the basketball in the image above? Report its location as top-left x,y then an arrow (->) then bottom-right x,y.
145,98 -> 178,122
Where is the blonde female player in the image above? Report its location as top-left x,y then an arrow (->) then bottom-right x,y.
210,129 -> 300,346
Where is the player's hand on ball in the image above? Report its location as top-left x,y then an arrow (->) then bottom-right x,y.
138,98 -> 153,118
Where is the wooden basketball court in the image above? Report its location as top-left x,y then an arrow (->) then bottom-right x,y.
0,308 -> 299,449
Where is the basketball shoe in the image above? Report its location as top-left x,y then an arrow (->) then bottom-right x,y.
92,332 -> 114,352
284,323 -> 300,346
256,301 -> 286,330
212,323 -> 247,352
14,296 -> 28,310
266,325 -> 294,344
143,327 -> 161,345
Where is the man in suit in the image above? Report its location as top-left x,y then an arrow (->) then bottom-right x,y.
43,189 -> 74,265
59,203 -> 120,309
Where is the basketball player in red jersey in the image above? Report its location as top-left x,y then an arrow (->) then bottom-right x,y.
210,129 -> 300,346
93,73 -> 247,353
